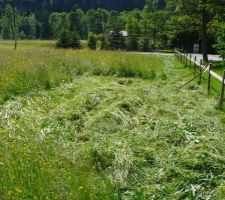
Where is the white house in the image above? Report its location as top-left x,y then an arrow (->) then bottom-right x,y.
109,30 -> 128,37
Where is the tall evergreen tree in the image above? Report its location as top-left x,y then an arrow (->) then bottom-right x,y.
69,9 -> 85,38
56,28 -> 80,49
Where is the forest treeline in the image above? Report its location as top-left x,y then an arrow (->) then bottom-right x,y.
0,0 -> 148,12
0,0 -> 225,59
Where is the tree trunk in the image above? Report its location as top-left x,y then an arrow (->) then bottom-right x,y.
202,0 -> 208,62
12,2 -> 17,50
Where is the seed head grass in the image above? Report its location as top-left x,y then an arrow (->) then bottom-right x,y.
0,41 -> 160,102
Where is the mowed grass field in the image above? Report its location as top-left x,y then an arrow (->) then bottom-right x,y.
0,41 -> 225,200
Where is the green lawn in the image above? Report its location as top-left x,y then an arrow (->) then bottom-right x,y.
0,41 -> 225,199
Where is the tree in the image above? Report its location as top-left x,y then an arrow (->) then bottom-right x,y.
108,31 -> 126,50
145,0 -> 159,12
70,29 -> 81,48
126,17 -> 140,51
40,20 -> 51,39
56,28 -> 80,49
142,2 -> 171,50
108,10 -> 125,32
139,17 -> 152,51
86,9 -> 109,35
18,14 -> 36,39
209,2 -> 225,59
98,33 -> 109,50
56,29 -> 71,48
118,34 -> 126,50
211,21 -> 225,59
69,9 -> 86,39
3,3 -> 18,48
109,31 -> 120,50
166,14 -> 199,52
139,36 -> 150,52
168,0 -> 225,62
1,7 -> 12,39
39,9 -> 52,39
87,32 -> 97,50
49,12 -> 69,39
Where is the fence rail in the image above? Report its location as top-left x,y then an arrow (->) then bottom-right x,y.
174,50 -> 225,107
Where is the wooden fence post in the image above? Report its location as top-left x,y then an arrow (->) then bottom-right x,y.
183,51 -> 185,64
219,70 -> 225,108
194,56 -> 197,76
189,54 -> 192,67
208,64 -> 211,94
185,53 -> 188,67
199,59 -> 203,84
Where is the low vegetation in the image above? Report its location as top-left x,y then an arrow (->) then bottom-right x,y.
0,41 -> 160,103
0,41 -> 225,199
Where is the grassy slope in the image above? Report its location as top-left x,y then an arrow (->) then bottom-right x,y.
0,41 -> 225,199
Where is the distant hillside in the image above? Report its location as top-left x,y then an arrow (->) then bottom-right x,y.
0,0 -> 146,12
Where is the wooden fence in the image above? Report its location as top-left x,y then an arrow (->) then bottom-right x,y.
174,50 -> 225,107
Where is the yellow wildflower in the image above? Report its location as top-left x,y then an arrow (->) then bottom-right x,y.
79,186 -> 83,190
15,187 -> 22,193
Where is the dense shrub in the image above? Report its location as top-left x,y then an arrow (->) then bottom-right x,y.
127,35 -> 139,51
139,37 -> 151,52
109,32 -> 126,50
57,28 -> 81,48
212,22 -> 225,60
212,61 -> 225,69
98,34 -> 109,50
87,32 -> 97,50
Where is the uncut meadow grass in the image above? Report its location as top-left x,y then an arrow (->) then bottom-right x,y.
0,41 -> 161,102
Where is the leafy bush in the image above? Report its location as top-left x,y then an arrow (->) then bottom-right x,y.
87,32 -> 97,50
126,35 -> 139,51
139,37 -> 151,52
109,32 -> 126,50
212,61 -> 225,69
98,34 -> 109,50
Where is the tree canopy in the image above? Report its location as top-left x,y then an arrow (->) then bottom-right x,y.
0,0 -> 225,59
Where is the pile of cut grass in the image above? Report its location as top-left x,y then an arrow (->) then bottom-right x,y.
1,73 -> 225,199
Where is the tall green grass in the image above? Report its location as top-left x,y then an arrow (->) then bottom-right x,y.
0,43 -> 162,102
